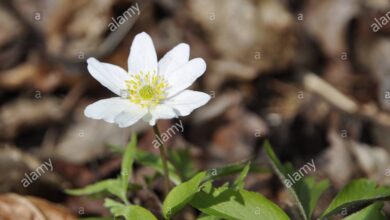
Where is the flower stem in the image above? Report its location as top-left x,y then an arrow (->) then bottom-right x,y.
152,124 -> 170,196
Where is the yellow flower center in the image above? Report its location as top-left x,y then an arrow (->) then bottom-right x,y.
139,85 -> 155,100
125,71 -> 168,108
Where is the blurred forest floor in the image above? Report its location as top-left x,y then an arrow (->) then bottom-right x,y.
1,0 -> 390,219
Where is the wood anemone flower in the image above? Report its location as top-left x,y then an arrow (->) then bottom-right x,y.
84,32 -> 210,127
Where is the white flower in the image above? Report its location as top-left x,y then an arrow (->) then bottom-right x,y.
84,32 -> 211,127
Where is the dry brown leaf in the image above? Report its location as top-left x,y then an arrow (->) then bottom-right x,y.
349,141 -> 390,184
317,132 -> 356,188
0,98 -> 63,140
209,105 -> 268,164
205,59 -> 258,90
305,0 -> 360,58
356,37 -> 390,111
191,91 -> 242,124
0,62 -> 41,89
0,5 -> 27,69
0,193 -> 76,220
54,106 -> 147,164
189,0 -> 297,72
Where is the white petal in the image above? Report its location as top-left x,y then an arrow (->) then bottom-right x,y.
166,58 -> 206,97
84,97 -> 131,123
87,58 -> 130,96
165,90 -> 211,116
144,104 -> 177,126
128,32 -> 158,75
158,43 -> 190,77
114,106 -> 147,128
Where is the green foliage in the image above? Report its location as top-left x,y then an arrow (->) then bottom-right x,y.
135,149 -> 182,185
104,198 -> 157,220
232,161 -> 250,189
69,136 -> 390,220
65,178 -> 139,203
320,179 -> 390,219
107,178 -> 130,203
264,141 -> 329,220
169,148 -> 197,180
66,134 -> 140,204
79,218 -> 113,220
163,171 -> 207,218
190,186 -> 290,220
203,159 -> 267,182
65,179 -> 118,196
197,213 -> 220,220
66,134 -> 150,219
343,202 -> 386,220
293,176 -> 329,219
121,133 -> 137,196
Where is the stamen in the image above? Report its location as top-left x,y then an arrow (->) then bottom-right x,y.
125,71 -> 168,108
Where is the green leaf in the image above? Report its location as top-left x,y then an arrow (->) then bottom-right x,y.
122,206 -> 158,220
264,141 -> 328,220
66,178 -> 134,203
169,148 -> 197,180
203,159 -> 268,182
79,218 -> 113,220
197,213 -> 220,220
201,180 -> 214,194
107,143 -> 125,154
107,179 -> 129,203
135,149 -> 181,185
343,202 -> 386,220
121,133 -> 137,194
320,179 -> 390,219
232,161 -> 250,189
104,198 -> 124,215
163,171 -> 207,218
191,187 -> 290,220
294,176 -> 329,218
65,179 -> 118,196
104,198 -> 157,220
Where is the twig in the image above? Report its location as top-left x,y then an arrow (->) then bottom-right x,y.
303,72 -> 390,127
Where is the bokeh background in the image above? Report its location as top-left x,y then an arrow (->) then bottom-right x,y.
1,0 -> 390,219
